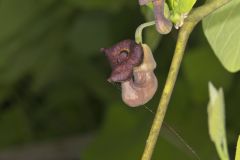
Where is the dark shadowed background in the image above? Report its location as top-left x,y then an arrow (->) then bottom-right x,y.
0,0 -> 239,160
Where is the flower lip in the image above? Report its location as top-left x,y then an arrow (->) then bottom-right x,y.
107,64 -> 133,83
101,39 -> 143,82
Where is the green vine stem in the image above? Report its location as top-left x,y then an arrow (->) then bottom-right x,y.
135,21 -> 155,44
141,0 -> 232,160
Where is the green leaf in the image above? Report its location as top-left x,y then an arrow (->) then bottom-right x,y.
207,82 -> 229,160
167,0 -> 196,26
236,136 -> 240,160
167,0 -> 196,14
202,0 -> 240,72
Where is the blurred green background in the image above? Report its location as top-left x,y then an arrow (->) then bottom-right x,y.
0,0 -> 239,160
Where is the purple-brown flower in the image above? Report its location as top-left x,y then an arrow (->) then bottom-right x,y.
102,41 -> 158,107
101,40 -> 143,82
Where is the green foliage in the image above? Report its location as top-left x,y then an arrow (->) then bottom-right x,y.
167,0 -> 196,14
0,0 -> 148,150
167,0 -> 196,25
207,82 -> 229,160
203,0 -> 240,72
0,0 -> 117,147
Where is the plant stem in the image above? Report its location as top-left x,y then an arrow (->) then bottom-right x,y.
141,0 -> 232,159
135,21 -> 155,44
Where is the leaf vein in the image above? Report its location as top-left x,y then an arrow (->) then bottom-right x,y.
214,3 -> 237,47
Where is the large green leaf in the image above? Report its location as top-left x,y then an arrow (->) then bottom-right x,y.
202,0 -> 240,72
